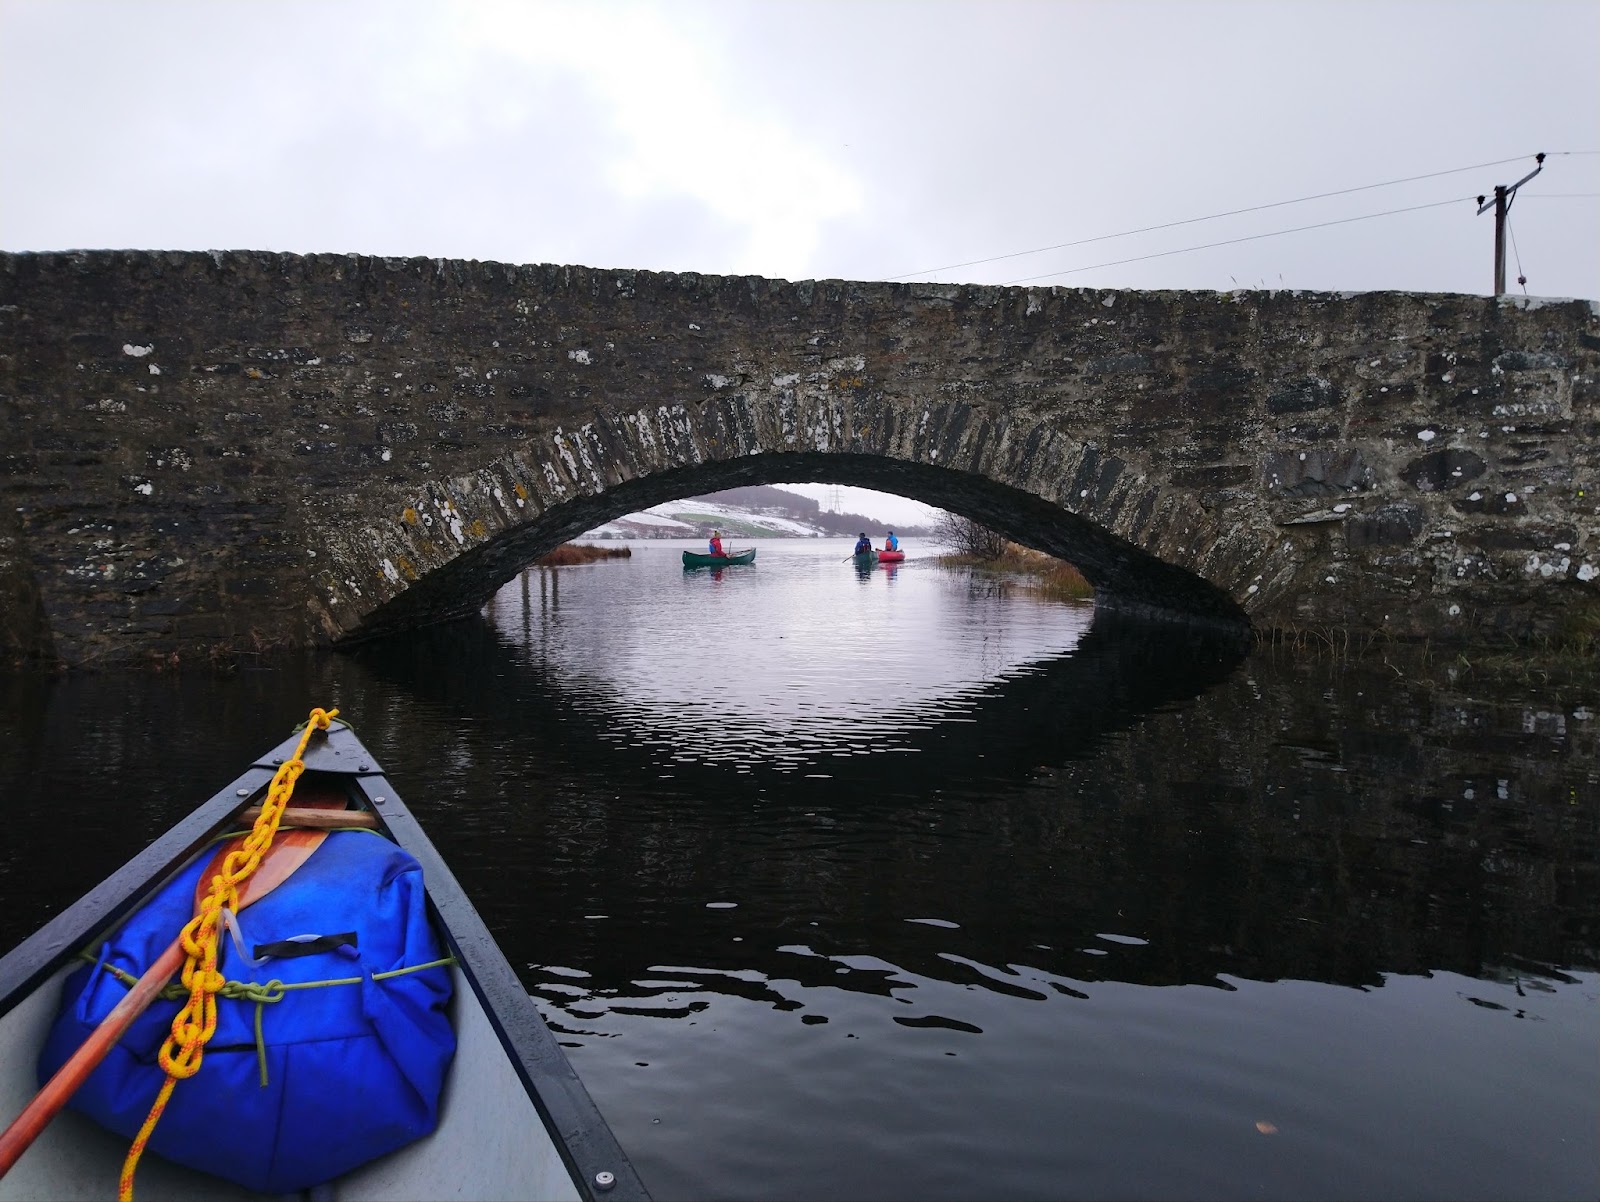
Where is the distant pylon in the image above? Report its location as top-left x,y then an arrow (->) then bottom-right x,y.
827,484 -> 842,513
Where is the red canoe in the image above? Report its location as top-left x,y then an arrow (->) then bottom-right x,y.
878,549 -> 905,563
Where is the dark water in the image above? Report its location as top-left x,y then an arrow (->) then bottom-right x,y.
2,538 -> 1597,1201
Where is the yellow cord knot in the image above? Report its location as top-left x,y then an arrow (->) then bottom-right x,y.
224,979 -> 288,1005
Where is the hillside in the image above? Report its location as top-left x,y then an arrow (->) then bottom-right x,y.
581,486 -> 938,540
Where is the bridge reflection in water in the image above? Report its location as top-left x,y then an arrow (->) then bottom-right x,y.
0,541 -> 1593,1200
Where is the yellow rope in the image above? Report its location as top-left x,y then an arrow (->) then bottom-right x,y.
118,705 -> 338,1202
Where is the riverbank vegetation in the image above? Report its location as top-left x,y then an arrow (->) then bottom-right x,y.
535,543 -> 633,566
932,513 -> 1094,601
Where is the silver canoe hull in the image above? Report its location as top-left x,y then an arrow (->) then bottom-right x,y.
0,720 -> 644,1202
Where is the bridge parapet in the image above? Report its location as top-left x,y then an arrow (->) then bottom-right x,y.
1,250 -> 1596,666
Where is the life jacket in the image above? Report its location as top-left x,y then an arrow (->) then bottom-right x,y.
39,830 -> 456,1194
885,535 -> 899,551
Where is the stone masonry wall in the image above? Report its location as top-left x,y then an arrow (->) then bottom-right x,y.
1,250 -> 1597,668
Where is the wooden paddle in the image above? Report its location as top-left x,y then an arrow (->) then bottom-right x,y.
0,826 -> 329,1178
240,805 -> 378,829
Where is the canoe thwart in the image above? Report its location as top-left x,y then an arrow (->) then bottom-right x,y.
239,806 -> 381,829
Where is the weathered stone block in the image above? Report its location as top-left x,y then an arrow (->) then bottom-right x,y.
1264,448 -> 1371,496
1400,449 -> 1487,492
1493,350 -> 1568,372
1346,504 -> 1424,549
1266,376 -> 1340,415
1454,490 -> 1526,516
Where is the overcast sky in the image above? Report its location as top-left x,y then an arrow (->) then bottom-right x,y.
2,0 -> 1595,523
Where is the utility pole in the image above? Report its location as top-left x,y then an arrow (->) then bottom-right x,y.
1477,152 -> 1544,295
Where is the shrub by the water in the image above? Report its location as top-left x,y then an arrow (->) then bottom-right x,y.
932,512 -> 1010,559
535,543 -> 633,566
932,513 -> 1092,599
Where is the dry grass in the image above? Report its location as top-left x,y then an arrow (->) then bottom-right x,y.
1256,607 -> 1600,699
535,543 -> 633,566
1558,595 -> 1600,655
938,542 -> 1094,600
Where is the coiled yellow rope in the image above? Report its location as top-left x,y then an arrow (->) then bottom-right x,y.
118,706 -> 339,1201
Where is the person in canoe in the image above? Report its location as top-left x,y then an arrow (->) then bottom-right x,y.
853,532 -> 873,555
884,530 -> 900,553
708,529 -> 725,557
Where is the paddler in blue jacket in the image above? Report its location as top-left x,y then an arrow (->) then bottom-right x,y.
853,532 -> 873,555
884,530 -> 899,552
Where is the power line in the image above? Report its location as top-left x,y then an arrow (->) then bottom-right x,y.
1522,193 -> 1600,198
887,153 -> 1540,281
1000,196 -> 1474,286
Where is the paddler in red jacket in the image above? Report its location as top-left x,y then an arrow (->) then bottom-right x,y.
707,530 -> 725,557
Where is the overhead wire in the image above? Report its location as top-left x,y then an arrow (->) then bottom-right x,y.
889,150 -> 1600,285
887,153 -> 1544,281
999,196 -> 1474,286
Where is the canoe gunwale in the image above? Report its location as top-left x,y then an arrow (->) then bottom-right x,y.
0,722 -> 647,1202
0,763 -> 278,1025
365,767 -> 648,1201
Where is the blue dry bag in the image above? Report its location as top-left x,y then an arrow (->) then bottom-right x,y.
39,830 -> 456,1194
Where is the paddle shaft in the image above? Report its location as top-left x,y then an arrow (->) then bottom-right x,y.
0,828 -> 327,1178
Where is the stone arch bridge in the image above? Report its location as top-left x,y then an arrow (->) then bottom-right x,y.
1,251 -> 1596,667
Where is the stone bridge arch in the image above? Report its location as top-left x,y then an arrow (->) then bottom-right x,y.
319,402 -> 1262,645
1,251 -> 1596,667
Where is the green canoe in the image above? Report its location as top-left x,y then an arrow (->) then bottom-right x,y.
852,549 -> 877,567
682,548 -> 757,568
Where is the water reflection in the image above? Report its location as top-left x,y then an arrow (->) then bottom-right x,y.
528,543 -> 1080,722
333,554 -> 1593,1000
479,540 -> 1232,771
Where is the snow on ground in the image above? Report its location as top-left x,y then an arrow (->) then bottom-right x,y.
769,484 -> 941,528
651,499 -> 821,535
580,499 -> 827,540
580,512 -> 697,539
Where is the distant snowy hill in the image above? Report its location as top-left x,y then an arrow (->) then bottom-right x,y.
581,485 -> 938,540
